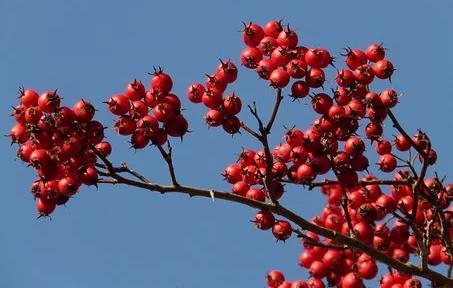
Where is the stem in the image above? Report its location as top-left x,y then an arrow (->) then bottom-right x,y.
265,88 -> 283,134
157,142 -> 179,187
387,109 -> 427,158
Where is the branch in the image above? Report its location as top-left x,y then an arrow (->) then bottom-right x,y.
247,102 -> 265,134
265,88 -> 283,134
157,142 -> 179,187
240,121 -> 261,140
387,109 -> 427,158
281,178 -> 410,189
293,228 -> 347,250
95,175 -> 453,286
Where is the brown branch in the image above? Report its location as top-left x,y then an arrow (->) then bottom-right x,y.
281,178 -> 410,189
387,109 -> 427,158
157,142 -> 179,187
120,162 -> 150,183
240,122 -> 261,140
94,173 -> 453,286
247,102 -> 265,134
411,159 -> 429,220
265,88 -> 283,134
391,153 -> 418,178
293,228 -> 347,250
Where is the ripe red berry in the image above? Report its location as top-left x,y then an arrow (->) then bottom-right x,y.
222,115 -> 241,135
366,43 -> 385,62
114,115 -> 136,135
253,211 -> 275,230
187,82 -> 205,103
378,154 -> 397,172
394,134 -> 411,151
216,60 -> 238,84
242,22 -> 264,47
277,26 -> 298,48
342,272 -> 364,288
125,79 -> 146,101
266,270 -> 285,288
291,81 -> 309,99
107,94 -> 130,115
240,47 -> 263,69
9,123 -> 30,144
343,48 -> 367,70
154,103 -> 175,122
36,197 -> 57,216
19,88 -> 39,107
258,36 -> 278,56
73,99 -> 95,122
223,93 -> 242,115
272,220 -> 292,241
164,115 -> 188,138
373,59 -> 394,79
380,88 -> 399,108
306,68 -> 325,88
263,20 -> 283,38
204,109 -> 224,127
95,141 -> 112,157
151,69 -> 173,95
269,68 -> 290,88
38,90 -> 61,113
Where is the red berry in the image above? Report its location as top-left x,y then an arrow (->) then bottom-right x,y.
151,69 -> 173,95
269,68 -> 290,88
272,220 -> 292,241
242,22 -> 264,47
125,79 -> 146,101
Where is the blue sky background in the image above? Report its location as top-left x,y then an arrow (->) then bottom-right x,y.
1,1 -> 453,287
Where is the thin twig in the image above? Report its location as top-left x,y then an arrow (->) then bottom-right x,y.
157,142 -> 179,187
265,88 -> 283,134
293,228 -> 347,250
387,109 -> 427,158
240,122 -> 261,140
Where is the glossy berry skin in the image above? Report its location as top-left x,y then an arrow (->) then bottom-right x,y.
378,154 -> 397,172
73,99 -> 95,122
20,88 -> 39,107
269,68 -> 290,88
125,80 -> 146,100
164,115 -> 188,138
240,47 -> 263,69
38,91 -> 61,113
107,94 -> 130,115
223,94 -> 242,115
266,270 -> 285,288
151,70 -> 173,95
242,22 -> 264,47
216,60 -> 238,83
154,103 -> 175,122
373,59 -> 394,79
366,43 -> 385,62
277,27 -> 298,48
187,83 -> 205,103
263,20 -> 283,38
272,220 -> 292,241
253,211 -> 275,230
36,198 -> 57,216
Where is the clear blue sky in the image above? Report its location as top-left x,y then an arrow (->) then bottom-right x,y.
2,1 -> 452,287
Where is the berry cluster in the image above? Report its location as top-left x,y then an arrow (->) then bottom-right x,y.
186,59 -> 241,134
9,18 -> 452,288
9,88 -> 107,216
264,268 -> 424,288
211,20 -> 452,287
106,69 -> 188,148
